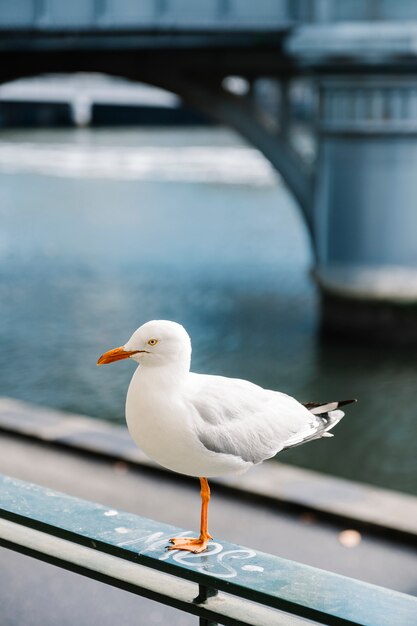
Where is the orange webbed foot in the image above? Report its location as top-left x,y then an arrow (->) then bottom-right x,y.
167,534 -> 212,553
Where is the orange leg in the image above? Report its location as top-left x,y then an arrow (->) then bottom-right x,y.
168,477 -> 213,553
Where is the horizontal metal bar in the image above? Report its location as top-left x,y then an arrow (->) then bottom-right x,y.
1,474 -> 416,626
0,518 -> 306,626
0,0 -> 293,32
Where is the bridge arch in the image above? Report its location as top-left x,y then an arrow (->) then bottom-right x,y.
142,74 -> 314,236
0,59 -> 314,244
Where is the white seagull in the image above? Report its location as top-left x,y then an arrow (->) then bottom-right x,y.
98,320 -> 355,553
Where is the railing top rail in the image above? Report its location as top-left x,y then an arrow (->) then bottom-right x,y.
0,0 -> 294,32
0,474 -> 416,626
3,0 -> 417,33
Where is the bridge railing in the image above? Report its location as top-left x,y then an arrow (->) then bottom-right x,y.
0,473 -> 416,626
2,0 -> 417,33
0,0 -> 293,31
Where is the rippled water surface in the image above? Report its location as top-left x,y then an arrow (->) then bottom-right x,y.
0,127 -> 416,495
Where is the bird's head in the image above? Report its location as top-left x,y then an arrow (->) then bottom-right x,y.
97,320 -> 192,370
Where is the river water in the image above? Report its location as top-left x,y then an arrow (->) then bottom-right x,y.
0,126 -> 415,495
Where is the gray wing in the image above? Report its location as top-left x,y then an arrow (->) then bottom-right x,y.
187,373 -> 328,465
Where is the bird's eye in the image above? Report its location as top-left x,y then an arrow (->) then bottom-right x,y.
148,338 -> 158,346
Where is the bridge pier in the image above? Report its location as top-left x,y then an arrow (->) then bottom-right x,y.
286,19 -> 417,343
312,76 -> 417,343
312,75 -> 417,342
187,74 -> 417,344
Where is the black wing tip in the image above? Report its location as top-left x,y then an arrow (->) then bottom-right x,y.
303,398 -> 358,414
338,399 -> 358,407
303,398 -> 357,408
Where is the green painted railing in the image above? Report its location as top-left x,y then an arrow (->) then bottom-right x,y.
0,474 -> 416,626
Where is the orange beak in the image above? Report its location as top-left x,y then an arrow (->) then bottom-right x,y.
97,346 -> 142,366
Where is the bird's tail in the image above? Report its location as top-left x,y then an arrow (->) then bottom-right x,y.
303,399 -> 357,437
283,399 -> 356,450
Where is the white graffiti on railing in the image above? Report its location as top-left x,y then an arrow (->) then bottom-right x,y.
116,529 -> 262,578
166,544 -> 260,578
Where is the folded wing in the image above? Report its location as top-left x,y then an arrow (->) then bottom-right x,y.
187,373 -> 337,465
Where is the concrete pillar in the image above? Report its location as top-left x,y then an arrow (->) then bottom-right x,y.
313,76 -> 417,343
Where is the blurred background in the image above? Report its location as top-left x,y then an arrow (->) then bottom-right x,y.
0,71 -> 415,496
1,3 -> 417,624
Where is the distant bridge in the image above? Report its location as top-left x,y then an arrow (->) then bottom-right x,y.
2,0 -> 417,343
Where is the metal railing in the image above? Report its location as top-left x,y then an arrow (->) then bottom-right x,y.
2,0 -> 417,33
0,473 -> 416,626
